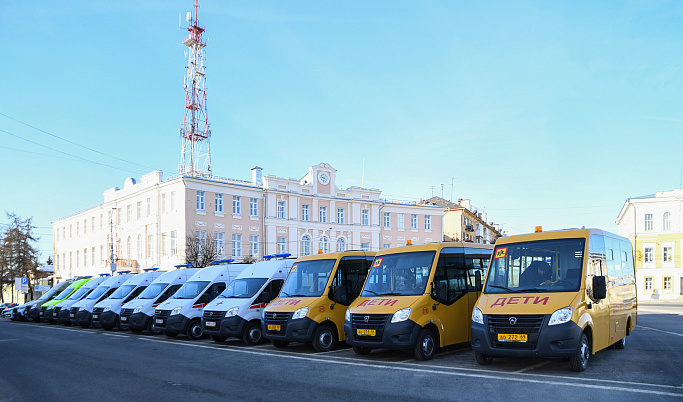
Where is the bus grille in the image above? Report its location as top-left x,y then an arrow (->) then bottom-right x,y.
92,307 -> 105,314
264,311 -> 290,335
351,314 -> 390,343
487,314 -> 545,349
155,310 -> 171,319
120,308 -> 134,317
203,310 -> 224,320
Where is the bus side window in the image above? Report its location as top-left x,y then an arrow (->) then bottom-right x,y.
432,250 -> 466,305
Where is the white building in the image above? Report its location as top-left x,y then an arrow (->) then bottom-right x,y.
616,189 -> 683,300
53,163 -> 444,279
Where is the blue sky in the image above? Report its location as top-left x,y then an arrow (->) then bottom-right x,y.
2,1 -> 682,260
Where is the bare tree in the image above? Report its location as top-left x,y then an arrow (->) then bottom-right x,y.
184,232 -> 221,268
1,214 -> 42,302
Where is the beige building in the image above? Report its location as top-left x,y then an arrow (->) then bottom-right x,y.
616,189 -> 683,300
421,197 -> 503,244
53,163 -> 443,279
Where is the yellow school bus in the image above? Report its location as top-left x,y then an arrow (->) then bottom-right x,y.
471,228 -> 637,372
262,251 -> 375,352
344,242 -> 493,360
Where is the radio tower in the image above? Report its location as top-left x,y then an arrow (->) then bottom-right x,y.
179,0 -> 211,177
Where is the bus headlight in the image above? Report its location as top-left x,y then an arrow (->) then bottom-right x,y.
548,306 -> 573,326
472,307 -> 484,325
133,306 -> 143,314
79,306 -> 87,311
391,307 -> 411,323
225,307 -> 239,318
292,307 -> 309,320
103,305 -> 112,312
345,309 -> 350,323
171,306 -> 183,316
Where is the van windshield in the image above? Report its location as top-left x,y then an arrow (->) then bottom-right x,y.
219,278 -> 267,299
138,283 -> 169,299
54,286 -> 76,300
67,287 -> 88,300
362,251 -> 436,297
484,238 -> 585,294
37,287 -> 57,300
172,281 -> 210,299
108,284 -> 136,300
86,285 -> 109,300
279,259 -> 336,298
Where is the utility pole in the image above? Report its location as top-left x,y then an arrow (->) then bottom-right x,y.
110,207 -> 117,273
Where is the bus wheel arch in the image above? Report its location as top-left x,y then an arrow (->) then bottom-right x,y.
569,329 -> 591,372
312,322 -> 337,352
414,324 -> 439,361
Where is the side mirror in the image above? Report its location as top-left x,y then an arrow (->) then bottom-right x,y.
475,271 -> 483,291
593,276 -> 607,300
436,282 -> 448,304
331,286 -> 343,303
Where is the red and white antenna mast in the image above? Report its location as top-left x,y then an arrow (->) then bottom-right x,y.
179,0 -> 211,177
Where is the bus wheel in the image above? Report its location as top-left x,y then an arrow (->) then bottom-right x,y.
186,319 -> 204,340
475,352 -> 494,365
243,321 -> 263,345
271,340 -> 289,348
414,328 -> 436,361
569,333 -> 590,372
312,325 -> 336,352
147,319 -> 162,335
353,346 -> 372,355
211,335 -> 227,343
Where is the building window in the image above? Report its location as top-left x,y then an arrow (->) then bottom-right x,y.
644,277 -> 653,292
411,214 -> 418,230
162,194 -> 167,212
232,234 -> 242,257
196,231 -> 207,253
336,238 -> 346,252
383,243 -> 391,249
170,192 -> 175,211
397,214 -> 404,229
83,219 -> 87,234
99,214 -> 103,229
644,247 -> 653,263
91,247 -> 95,266
362,209 -> 369,225
137,235 -> 142,260
99,246 -> 103,264
117,209 -> 122,225
171,231 -> 177,255
383,212 -> 390,228
215,232 -> 225,256
337,208 -> 345,224
302,205 -> 310,222
127,205 -> 132,222
76,250 -> 80,268
76,222 -> 79,236
91,217 -> 95,232
116,239 -> 122,259
126,237 -> 131,260
664,276 -> 673,291
277,201 -> 286,219
197,191 -> 205,211
147,198 -> 151,217
361,242 -> 370,251
277,237 -> 287,254
644,213 -> 653,231
162,233 -> 168,256
425,215 -> 431,230
663,212 -> 671,231
663,246 -> 672,263
320,207 -> 327,223
318,236 -> 329,254
83,248 -> 87,267
147,235 -> 153,259
301,235 -> 311,256
250,198 -> 258,216
215,194 -> 223,213
137,202 -> 142,219
232,195 -> 241,215
249,235 -> 259,257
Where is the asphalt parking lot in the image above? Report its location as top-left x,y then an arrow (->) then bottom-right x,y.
1,301 -> 682,401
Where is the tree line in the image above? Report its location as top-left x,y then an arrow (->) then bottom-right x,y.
0,214 -> 45,303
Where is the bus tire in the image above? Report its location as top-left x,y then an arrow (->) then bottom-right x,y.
475,352 -> 494,365
271,340 -> 289,348
312,324 -> 336,352
569,333 -> 590,372
353,346 -> 372,355
186,319 -> 204,340
147,319 -> 162,335
211,335 -> 227,343
243,321 -> 263,345
414,328 -> 437,361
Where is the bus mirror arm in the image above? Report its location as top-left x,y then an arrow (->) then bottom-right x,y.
436,282 -> 448,305
593,276 -> 607,300
475,271 -> 482,291
331,286 -> 343,305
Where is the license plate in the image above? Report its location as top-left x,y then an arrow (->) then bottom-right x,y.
121,317 -> 127,322
357,329 -> 376,336
156,319 -> 163,325
206,321 -> 216,327
268,324 -> 280,331
497,333 -> 527,342
93,314 -> 99,320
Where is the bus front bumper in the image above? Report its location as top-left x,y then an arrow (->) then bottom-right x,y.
263,317 -> 317,343
203,316 -> 247,338
128,312 -> 152,331
344,319 -> 421,350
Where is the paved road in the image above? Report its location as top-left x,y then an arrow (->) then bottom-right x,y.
1,303 -> 682,401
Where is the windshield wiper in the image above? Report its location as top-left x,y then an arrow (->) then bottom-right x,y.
518,288 -> 550,293
378,292 -> 402,296
487,285 -> 521,293
286,294 -> 309,298
362,290 -> 380,296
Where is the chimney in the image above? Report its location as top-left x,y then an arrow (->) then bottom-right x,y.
460,199 -> 471,210
251,166 -> 263,185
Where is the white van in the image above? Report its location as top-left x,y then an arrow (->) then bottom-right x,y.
93,269 -> 165,330
73,273 -> 135,328
54,275 -> 110,325
202,255 -> 292,344
154,262 -> 248,340
120,267 -> 201,334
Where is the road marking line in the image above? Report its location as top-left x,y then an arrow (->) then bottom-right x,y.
315,348 -> 353,355
515,361 -> 551,373
639,326 -> 683,337
0,339 -> 20,342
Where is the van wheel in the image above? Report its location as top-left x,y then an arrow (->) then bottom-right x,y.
475,352 -> 494,365
186,319 -> 204,340
569,333 -> 590,372
271,340 -> 289,348
147,319 -> 162,335
165,331 -> 179,338
312,325 -> 336,352
210,335 -> 227,343
243,321 -> 263,345
614,335 -> 626,349
353,346 -> 372,355
414,328 -> 437,361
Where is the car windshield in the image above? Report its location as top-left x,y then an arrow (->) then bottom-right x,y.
37,286 -> 59,300
172,281 -> 210,299
279,259 -> 336,298
219,278 -> 267,299
66,287 -> 88,300
362,251 -> 436,297
108,284 -> 136,300
86,285 -> 109,300
485,238 -> 585,294
54,286 -> 76,300
138,283 -> 169,299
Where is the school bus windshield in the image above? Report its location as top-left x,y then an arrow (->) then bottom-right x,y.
280,259 -> 336,298
485,238 -> 585,294
362,251 -> 435,297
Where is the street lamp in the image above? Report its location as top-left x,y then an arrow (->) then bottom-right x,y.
318,227 -> 334,254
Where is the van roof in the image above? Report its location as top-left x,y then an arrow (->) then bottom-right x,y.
150,268 -> 202,284
295,250 -> 376,263
376,241 -> 494,257
495,228 -> 626,245
235,259 -> 293,280
188,264 -> 246,281
100,273 -> 134,287
119,271 -> 165,287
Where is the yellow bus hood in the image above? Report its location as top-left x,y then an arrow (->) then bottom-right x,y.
477,292 -> 579,315
265,297 -> 318,313
349,296 -> 421,314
